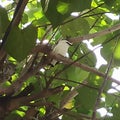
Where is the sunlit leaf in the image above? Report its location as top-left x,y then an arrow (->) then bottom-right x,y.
26,7 -> 42,21
39,107 -> 46,116
57,1 -> 70,15
114,40 -> 120,60
41,0 -> 70,28
38,28 -> 45,39
41,0 -> 92,28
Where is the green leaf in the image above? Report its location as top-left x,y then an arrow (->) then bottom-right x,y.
103,0 -> 120,13
57,1 -> 70,15
110,105 -> 120,120
5,110 -> 22,120
27,7 -> 42,21
41,0 -> 70,28
26,76 -> 43,94
79,43 -> 97,67
114,40 -> 120,60
106,101 -> 120,120
41,0 -> 92,28
61,17 -> 90,37
62,111 -> 86,120
4,25 -> 37,61
88,73 -> 103,87
62,116 -> 74,120
0,6 -> 9,39
88,72 -> 112,91
38,28 -> 45,39
101,40 -> 114,63
69,0 -> 92,12
101,38 -> 120,66
75,87 -> 97,114
106,94 -> 117,107
21,13 -> 28,24
63,66 -> 89,86
104,0 -> 116,7
47,92 -> 63,107
32,16 -> 49,26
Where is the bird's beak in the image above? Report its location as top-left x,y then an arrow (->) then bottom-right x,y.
66,41 -> 72,46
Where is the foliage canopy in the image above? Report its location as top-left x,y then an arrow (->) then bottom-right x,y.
0,0 -> 120,120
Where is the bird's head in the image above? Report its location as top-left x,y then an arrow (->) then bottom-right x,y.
58,40 -> 72,46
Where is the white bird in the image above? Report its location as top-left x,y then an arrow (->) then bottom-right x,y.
51,40 -> 72,66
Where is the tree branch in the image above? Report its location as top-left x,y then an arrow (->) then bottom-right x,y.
50,53 -> 120,84
32,45 -> 120,85
0,56 -> 48,95
69,23 -> 120,43
13,0 -> 28,26
0,43 -> 119,95
7,86 -> 64,111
